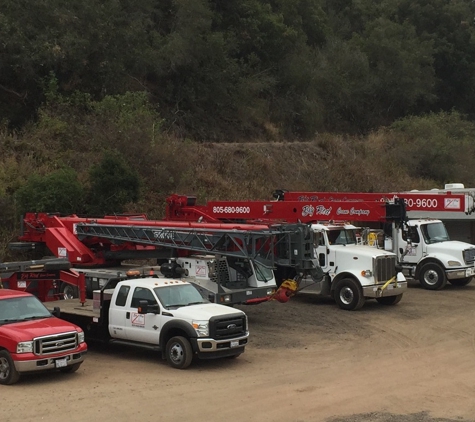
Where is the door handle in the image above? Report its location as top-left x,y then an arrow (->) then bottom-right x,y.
126,312 -> 130,319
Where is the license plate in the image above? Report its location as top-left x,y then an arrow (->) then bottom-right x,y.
230,341 -> 239,348
55,358 -> 68,368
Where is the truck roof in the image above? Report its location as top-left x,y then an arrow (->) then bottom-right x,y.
0,289 -> 32,299
120,277 -> 191,289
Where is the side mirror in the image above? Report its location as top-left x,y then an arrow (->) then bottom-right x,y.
137,300 -> 159,314
52,306 -> 61,318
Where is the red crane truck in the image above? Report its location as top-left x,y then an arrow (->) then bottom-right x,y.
164,194 -> 407,310
10,214 -> 322,306
272,189 -> 475,290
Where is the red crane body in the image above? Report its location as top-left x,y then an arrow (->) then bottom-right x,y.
165,194 -> 405,224
19,212 -> 273,267
275,190 -> 469,214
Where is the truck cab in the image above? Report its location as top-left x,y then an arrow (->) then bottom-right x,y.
0,289 -> 87,385
160,255 -> 277,305
298,223 -> 407,311
52,277 -> 249,369
388,219 -> 475,289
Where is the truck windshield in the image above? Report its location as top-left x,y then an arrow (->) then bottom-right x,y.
420,222 -> 450,244
154,284 -> 206,308
0,296 -> 51,325
254,262 -> 275,282
327,229 -> 357,245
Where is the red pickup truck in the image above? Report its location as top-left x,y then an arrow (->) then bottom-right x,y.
0,289 -> 87,385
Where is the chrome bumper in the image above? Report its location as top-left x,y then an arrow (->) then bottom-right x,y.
446,267 -> 475,280
362,281 -> 408,298
196,332 -> 249,353
14,351 -> 86,373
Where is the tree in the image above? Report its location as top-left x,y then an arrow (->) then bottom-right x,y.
14,168 -> 84,215
87,153 -> 141,215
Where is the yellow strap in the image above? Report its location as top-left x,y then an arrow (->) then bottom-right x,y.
380,276 -> 396,291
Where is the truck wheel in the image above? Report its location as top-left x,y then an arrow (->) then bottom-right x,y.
419,263 -> 447,290
60,363 -> 82,373
0,350 -> 20,385
166,336 -> 193,369
61,283 -> 79,299
333,278 -> 365,311
376,294 -> 403,305
448,277 -> 473,287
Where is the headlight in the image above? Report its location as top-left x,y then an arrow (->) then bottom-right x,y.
17,341 -> 34,354
361,270 -> 372,277
266,289 -> 275,295
448,260 -> 462,267
78,331 -> 85,344
221,294 -> 231,303
192,320 -> 209,337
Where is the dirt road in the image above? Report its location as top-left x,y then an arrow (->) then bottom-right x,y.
3,279 -> 475,422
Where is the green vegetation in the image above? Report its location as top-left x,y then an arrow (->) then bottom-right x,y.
1,0 -> 475,255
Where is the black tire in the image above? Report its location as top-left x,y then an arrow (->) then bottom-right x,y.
60,363 -> 82,373
61,283 -> 79,299
419,263 -> 447,290
376,294 -> 403,306
166,336 -> 193,369
333,278 -> 365,311
448,277 -> 473,287
0,350 -> 20,385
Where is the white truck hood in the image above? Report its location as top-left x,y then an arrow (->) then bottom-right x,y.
425,240 -> 475,263
170,303 -> 245,320
333,244 -> 396,259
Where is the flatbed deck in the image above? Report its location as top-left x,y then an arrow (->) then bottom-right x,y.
45,299 -> 100,318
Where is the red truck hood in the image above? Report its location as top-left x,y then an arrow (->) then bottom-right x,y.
0,317 -> 80,343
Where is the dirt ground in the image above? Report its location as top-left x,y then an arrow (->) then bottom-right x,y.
3,278 -> 475,422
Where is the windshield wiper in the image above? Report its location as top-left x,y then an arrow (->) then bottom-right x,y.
23,315 -> 49,321
186,301 -> 205,306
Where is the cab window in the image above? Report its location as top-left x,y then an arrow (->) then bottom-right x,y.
115,285 -> 130,307
130,287 -> 157,308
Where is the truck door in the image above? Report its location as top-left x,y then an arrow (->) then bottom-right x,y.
397,226 -> 424,264
108,284 -> 131,340
125,287 -> 161,344
314,230 -> 329,271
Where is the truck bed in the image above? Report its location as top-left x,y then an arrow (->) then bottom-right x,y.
45,299 -> 100,318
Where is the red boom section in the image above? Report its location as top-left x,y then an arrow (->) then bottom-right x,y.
0,258 -> 86,304
277,191 -> 468,214
165,194 -> 403,224
19,213 -> 272,266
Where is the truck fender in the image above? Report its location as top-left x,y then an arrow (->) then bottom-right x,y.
159,320 -> 197,355
330,273 -> 361,292
415,258 -> 445,279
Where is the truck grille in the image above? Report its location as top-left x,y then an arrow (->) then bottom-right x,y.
34,332 -> 78,355
463,248 -> 475,265
209,314 -> 247,339
373,255 -> 397,283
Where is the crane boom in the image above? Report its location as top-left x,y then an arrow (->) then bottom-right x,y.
275,190 -> 473,215
165,194 -> 406,225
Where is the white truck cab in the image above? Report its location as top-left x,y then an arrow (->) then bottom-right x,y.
383,219 -> 475,289
49,277 -> 249,369
298,223 -> 407,310
160,255 -> 277,305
